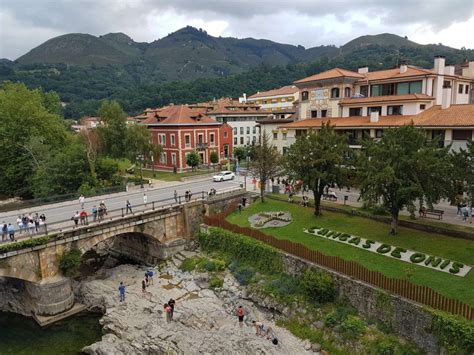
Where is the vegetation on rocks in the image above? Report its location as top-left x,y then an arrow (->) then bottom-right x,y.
0,236 -> 50,253
58,249 -> 82,277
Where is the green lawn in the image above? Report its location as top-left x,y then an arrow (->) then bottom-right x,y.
271,193 -> 474,235
227,199 -> 474,306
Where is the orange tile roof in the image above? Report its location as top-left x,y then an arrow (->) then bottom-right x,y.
279,115 -> 412,129
357,66 -> 434,82
339,93 -> 434,105
206,97 -> 268,115
279,104 -> 474,129
249,85 -> 298,99
141,105 -> 219,125
294,68 -> 364,84
413,104 -> 474,127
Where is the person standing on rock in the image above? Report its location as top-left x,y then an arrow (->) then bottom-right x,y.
118,282 -> 126,302
236,305 -> 245,327
168,298 -> 175,320
146,270 -> 154,285
142,279 -> 147,295
164,303 -> 172,322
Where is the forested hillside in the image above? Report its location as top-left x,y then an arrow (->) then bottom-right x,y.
1,28 -> 473,118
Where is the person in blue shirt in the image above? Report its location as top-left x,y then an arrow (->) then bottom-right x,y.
7,223 -> 15,241
118,281 -> 126,302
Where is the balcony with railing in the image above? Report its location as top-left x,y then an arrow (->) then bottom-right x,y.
196,142 -> 209,150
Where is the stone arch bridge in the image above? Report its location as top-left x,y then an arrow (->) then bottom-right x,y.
0,189 -> 246,318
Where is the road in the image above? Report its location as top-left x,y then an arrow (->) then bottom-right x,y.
0,178 -> 242,228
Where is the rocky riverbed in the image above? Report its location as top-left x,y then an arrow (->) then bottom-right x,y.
77,252 -> 311,354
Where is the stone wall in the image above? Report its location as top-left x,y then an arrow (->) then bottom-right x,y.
282,253 -> 441,353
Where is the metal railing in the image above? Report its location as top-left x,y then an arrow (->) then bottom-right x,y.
1,186 -> 244,246
0,185 -> 126,213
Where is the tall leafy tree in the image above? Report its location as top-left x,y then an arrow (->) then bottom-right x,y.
250,133 -> 282,202
0,82 -> 67,197
285,123 -> 348,216
125,124 -> 162,167
98,100 -> 127,158
357,125 -> 450,234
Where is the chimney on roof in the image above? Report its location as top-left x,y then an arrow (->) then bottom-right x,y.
370,111 -> 380,123
358,66 -> 369,74
445,65 -> 455,75
434,55 -> 446,75
441,85 -> 452,109
399,61 -> 408,74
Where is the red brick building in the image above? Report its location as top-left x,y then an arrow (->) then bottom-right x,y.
141,105 -> 233,171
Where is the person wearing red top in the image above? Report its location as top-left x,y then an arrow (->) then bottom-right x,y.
79,209 -> 88,225
236,305 -> 245,327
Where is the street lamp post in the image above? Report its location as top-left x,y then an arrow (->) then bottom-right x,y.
150,152 -> 156,178
136,154 -> 144,188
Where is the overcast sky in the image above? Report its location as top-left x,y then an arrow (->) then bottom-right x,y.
1,0 -> 473,60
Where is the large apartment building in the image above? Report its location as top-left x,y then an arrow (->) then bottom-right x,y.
274,56 -> 474,153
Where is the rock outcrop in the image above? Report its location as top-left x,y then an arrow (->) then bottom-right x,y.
79,261 -> 310,354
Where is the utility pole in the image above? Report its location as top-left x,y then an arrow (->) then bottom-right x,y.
150,152 -> 156,178
136,154 -> 144,188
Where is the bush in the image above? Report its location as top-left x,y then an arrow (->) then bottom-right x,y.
196,258 -> 226,272
198,227 -> 283,274
179,257 -> 202,272
264,274 -> 303,303
341,315 -> 366,339
58,249 -> 82,277
301,269 -> 335,304
231,264 -> 256,285
372,340 -> 395,355
324,311 -> 338,328
0,236 -> 50,253
209,275 -> 224,289
432,311 -> 474,354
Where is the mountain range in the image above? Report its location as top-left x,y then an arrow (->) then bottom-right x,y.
8,26 -> 472,82
1,26 -> 473,118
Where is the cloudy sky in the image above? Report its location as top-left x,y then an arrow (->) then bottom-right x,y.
1,0 -> 473,59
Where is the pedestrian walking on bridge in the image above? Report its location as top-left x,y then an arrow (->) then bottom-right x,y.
126,200 -> 133,214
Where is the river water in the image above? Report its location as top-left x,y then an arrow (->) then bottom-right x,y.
0,312 -> 102,354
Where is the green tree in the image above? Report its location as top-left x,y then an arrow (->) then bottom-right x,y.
285,123 -> 348,216
357,125 -> 450,234
30,139 -> 91,198
186,151 -> 201,171
451,140 -> 474,222
233,146 -> 248,161
125,124 -> 162,167
250,133 -> 282,202
0,82 -> 68,197
98,100 -> 127,158
210,150 -> 219,164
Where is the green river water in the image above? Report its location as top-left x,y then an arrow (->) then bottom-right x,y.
0,312 -> 102,354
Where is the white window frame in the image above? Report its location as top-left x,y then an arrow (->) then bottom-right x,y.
185,134 -> 191,148
170,134 -> 175,146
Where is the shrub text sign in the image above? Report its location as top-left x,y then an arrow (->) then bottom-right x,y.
304,227 -> 471,277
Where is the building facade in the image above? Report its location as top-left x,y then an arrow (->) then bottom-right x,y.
201,98 -> 269,148
276,56 -> 474,152
247,85 -> 299,111
141,105 -> 233,171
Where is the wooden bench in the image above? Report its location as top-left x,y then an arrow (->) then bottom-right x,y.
424,209 -> 444,220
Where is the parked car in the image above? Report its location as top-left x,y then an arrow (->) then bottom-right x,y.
213,171 -> 235,182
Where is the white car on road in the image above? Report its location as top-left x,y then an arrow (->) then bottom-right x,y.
213,171 -> 235,182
